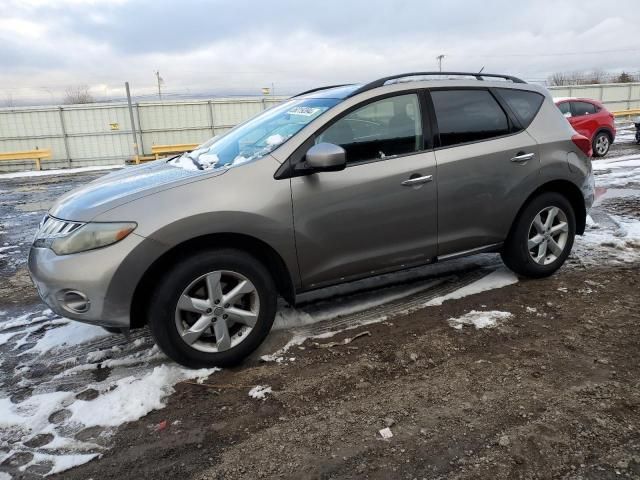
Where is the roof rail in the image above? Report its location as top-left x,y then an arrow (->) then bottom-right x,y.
292,84 -> 354,98
347,72 -> 526,97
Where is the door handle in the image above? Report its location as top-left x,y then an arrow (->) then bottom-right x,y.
401,175 -> 433,186
511,152 -> 535,163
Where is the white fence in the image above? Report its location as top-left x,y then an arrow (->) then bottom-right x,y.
548,82 -> 640,111
1,82 -> 639,172
0,97 -> 285,172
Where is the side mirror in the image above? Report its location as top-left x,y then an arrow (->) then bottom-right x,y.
304,143 -> 346,172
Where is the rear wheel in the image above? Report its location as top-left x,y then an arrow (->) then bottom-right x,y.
592,131 -> 610,157
148,249 -> 277,368
501,192 -> 576,278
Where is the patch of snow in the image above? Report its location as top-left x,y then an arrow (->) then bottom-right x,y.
426,268 -> 519,306
27,321 -> 111,354
576,214 -> 640,264
447,310 -> 512,330
248,385 -> 272,400
68,365 -> 216,427
266,134 -> 285,146
19,452 -> 100,475
0,308 -> 218,477
592,154 -> 640,171
0,165 -> 122,179
0,472 -> 11,480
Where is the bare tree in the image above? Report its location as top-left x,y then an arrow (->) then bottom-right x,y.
616,71 -> 637,83
548,72 -> 571,86
63,85 -> 94,104
548,70 -> 617,86
584,69 -> 606,84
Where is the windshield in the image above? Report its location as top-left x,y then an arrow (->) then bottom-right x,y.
169,97 -> 340,171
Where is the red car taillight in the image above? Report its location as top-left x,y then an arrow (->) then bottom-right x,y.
572,134 -> 592,157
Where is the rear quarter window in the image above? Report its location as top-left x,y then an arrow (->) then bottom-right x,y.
497,88 -> 544,127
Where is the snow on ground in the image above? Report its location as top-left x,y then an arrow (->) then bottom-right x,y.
0,165 -> 122,179
0,310 -> 215,477
575,213 -> 640,265
447,310 -> 512,330
425,268 -> 518,306
248,385 -> 272,400
614,119 -> 637,144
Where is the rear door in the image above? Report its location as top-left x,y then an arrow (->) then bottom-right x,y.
569,101 -> 598,139
290,92 -> 438,289
430,87 -> 543,256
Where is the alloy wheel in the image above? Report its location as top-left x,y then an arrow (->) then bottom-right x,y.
527,206 -> 569,265
174,270 -> 260,353
595,134 -> 609,156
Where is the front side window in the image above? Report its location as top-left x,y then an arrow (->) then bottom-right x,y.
170,97 -> 339,171
431,89 -> 510,147
316,93 -> 423,164
571,101 -> 597,117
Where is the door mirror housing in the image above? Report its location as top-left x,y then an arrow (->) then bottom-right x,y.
304,143 -> 346,172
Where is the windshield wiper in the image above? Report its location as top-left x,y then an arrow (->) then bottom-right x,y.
189,155 -> 204,170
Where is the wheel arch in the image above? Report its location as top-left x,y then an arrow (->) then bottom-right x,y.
130,233 -> 296,328
594,127 -> 614,142
509,180 -> 587,239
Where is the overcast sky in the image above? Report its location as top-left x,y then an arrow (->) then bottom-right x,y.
1,0 -> 639,103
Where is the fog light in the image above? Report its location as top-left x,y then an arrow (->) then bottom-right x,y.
60,290 -> 90,313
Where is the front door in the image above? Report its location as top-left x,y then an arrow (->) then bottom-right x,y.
290,92 -> 438,290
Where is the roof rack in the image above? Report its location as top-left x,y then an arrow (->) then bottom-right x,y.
292,84 -> 354,98
347,71 -> 526,98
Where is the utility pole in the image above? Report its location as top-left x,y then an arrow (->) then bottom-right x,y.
155,70 -> 163,100
436,54 -> 445,73
125,82 -> 140,162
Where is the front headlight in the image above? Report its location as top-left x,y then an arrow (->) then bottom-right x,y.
34,217 -> 137,255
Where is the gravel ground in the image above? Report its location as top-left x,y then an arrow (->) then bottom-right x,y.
1,139 -> 639,479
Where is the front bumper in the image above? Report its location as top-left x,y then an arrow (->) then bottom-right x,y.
28,233 -> 147,328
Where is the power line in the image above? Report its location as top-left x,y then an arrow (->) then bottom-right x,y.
476,46 -> 640,58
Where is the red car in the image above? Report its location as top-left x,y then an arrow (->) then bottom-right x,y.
554,98 -> 616,157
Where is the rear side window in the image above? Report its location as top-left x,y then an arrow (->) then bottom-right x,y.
431,89 -> 510,147
497,89 -> 544,127
572,101 -> 597,116
317,93 -> 423,164
557,101 -> 571,116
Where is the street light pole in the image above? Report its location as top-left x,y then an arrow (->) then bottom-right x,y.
436,54 -> 445,73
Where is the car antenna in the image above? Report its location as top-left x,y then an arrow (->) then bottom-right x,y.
478,66 -> 485,74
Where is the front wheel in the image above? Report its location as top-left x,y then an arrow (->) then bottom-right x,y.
148,249 -> 277,368
592,131 -> 611,157
501,192 -> 576,278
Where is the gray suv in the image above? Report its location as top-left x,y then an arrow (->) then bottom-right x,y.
28,72 -> 595,368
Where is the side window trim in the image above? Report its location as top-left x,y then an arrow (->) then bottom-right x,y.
427,86 -> 525,151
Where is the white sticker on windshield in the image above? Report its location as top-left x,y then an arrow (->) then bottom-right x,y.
287,106 -> 321,117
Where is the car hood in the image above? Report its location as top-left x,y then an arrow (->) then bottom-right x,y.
49,160 -> 226,222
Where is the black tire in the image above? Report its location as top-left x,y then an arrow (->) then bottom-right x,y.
592,131 -> 611,157
148,249 -> 277,369
501,192 -> 576,278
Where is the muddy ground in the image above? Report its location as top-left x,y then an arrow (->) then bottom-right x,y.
48,266 -> 640,480
1,139 -> 640,479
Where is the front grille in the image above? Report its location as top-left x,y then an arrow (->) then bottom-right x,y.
36,216 -> 84,240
